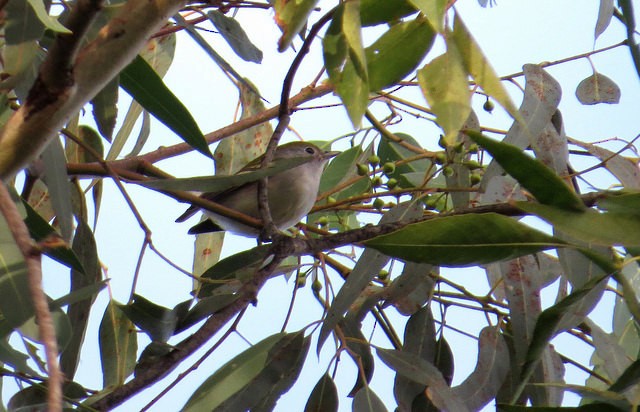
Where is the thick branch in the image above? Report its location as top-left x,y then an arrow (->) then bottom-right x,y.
0,1 -> 189,179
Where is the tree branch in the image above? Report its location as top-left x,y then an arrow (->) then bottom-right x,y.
0,182 -> 61,412
0,0 -> 189,179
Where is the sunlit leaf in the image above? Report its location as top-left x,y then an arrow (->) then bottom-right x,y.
360,0 -> 417,26
273,0 -> 320,52
25,0 -> 70,33
323,3 -> 369,127
366,16 -> 435,91
410,0 -> 448,32
418,48 -> 471,145
450,14 -> 520,121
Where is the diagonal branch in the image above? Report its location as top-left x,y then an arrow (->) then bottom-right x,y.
0,0 -> 189,179
0,182 -> 61,412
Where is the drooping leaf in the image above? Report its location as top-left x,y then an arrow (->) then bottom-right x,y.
207,10 -> 263,63
120,55 -> 212,158
377,348 -> 469,411
305,373 -> 339,412
468,131 -> 585,211
595,0 -> 615,39
323,2 -> 369,127
576,72 -> 621,105
0,213 -> 32,334
572,140 -> 640,189
341,317 -> 374,396
21,199 -> 84,273
273,0 -> 320,51
519,273 -> 612,400
175,294 -> 238,333
450,14 -> 520,121
117,295 -> 185,343
452,327 -> 510,410
365,213 -> 565,267
410,0 -> 448,32
366,16 -> 435,91
393,305 -> 436,411
481,64 -> 562,187
106,33 -> 176,160
90,77 -> 119,142
99,302 -> 137,388
60,219 -> 101,379
41,138 -> 73,242
418,48 -> 471,145
318,201 -> 424,350
352,385 -> 387,412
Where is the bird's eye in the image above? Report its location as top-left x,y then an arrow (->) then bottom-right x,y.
305,146 -> 315,155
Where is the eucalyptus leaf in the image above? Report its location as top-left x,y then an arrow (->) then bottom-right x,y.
365,213 -> 565,267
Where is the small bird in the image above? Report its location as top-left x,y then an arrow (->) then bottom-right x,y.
176,141 -> 338,236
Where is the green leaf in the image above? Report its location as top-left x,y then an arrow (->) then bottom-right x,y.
410,0 -> 448,32
377,348 -> 468,411
0,213 -> 31,333
183,331 -> 309,411
597,192 -> 640,215
305,373 -> 338,412
25,0 -> 71,33
467,131 -> 585,211
518,202 -> 640,247
450,14 -> 521,121
366,16 -> 435,91
117,295 -> 184,342
377,133 -> 432,187
99,302 -> 137,388
365,213 -> 565,267
352,386 -> 387,412
517,273 -> 611,402
197,246 -> 270,298
214,80 -> 271,175
90,77 -> 119,142
60,219 -> 101,379
319,201 -> 423,350
41,138 -> 73,241
609,359 -> 640,393
323,3 -> 369,127
360,0 -> 417,26
175,294 -> 238,333
451,327 -> 510,410
418,48 -> 471,145
207,10 -> 263,63
120,55 -> 212,158
21,199 -> 84,273
273,0 -> 320,51
141,155 -> 315,192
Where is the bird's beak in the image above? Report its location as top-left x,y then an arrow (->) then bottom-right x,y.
324,150 -> 340,160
